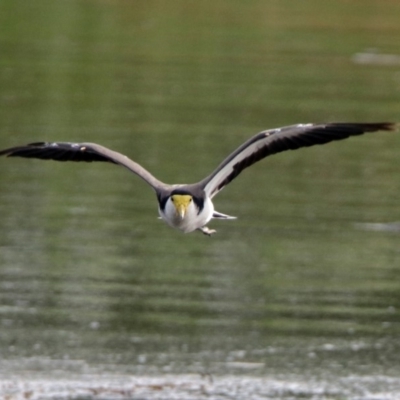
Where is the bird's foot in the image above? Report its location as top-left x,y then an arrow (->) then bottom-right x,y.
199,226 -> 216,236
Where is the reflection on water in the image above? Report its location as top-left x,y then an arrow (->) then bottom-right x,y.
1,0 -> 400,398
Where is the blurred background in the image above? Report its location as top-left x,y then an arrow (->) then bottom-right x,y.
0,0 -> 399,398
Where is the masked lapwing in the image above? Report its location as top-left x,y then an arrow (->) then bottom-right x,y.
0,122 -> 395,235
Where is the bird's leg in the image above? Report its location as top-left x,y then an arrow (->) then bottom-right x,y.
198,226 -> 216,236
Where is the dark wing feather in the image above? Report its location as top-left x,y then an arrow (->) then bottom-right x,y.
200,122 -> 396,198
0,142 -> 111,162
0,141 -> 166,190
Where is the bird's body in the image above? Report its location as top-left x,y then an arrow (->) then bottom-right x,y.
159,188 -> 215,234
0,122 -> 396,235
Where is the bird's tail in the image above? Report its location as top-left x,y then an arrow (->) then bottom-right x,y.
212,211 -> 237,219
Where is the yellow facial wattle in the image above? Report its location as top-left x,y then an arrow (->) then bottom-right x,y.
171,194 -> 192,219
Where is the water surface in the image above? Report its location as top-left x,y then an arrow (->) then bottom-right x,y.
1,1 -> 400,398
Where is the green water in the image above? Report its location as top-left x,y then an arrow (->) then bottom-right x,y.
0,0 -> 400,398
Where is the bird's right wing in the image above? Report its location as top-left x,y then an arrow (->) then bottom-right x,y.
0,141 -> 165,190
199,122 -> 396,198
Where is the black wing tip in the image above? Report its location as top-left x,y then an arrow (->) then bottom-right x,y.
327,122 -> 397,132
0,145 -> 25,157
375,122 -> 398,131
0,141 -> 110,163
0,142 -> 64,157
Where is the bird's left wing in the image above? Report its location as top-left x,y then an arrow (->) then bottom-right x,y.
199,122 -> 396,198
0,141 -> 165,190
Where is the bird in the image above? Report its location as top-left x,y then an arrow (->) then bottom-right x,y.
0,122 -> 396,235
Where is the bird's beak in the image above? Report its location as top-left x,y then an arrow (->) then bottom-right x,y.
172,194 -> 192,220
177,204 -> 186,219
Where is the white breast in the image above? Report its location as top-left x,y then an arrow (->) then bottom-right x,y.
159,197 -> 214,233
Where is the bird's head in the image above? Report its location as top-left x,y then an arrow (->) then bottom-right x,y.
170,194 -> 193,219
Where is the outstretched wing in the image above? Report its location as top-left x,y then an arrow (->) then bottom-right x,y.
200,122 -> 396,198
0,141 -> 165,190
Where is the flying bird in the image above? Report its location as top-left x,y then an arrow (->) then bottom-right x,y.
0,122 -> 396,235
